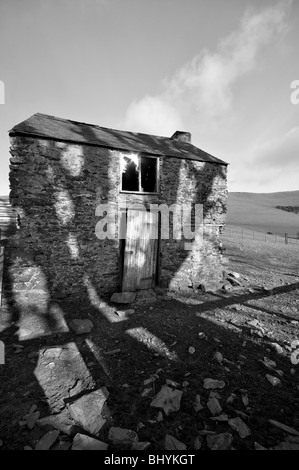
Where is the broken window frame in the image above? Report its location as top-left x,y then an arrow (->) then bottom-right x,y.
119,152 -> 160,194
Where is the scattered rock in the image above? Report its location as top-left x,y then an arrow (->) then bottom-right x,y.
214,352 -> 223,364
43,347 -> 63,358
228,272 -> 240,279
194,436 -> 203,450
291,349 -> 299,365
24,405 -> 40,430
263,357 -> 276,370
290,368 -> 296,375
210,414 -> 229,422
198,430 -> 216,436
193,395 -> 204,412
69,319 -> 93,334
116,309 -> 135,317
254,442 -> 267,450
165,379 -> 180,388
132,442 -> 151,450
227,393 -> 237,404
156,411 -> 163,422
72,433 -> 108,450
209,391 -> 221,399
268,419 -> 299,436
272,441 -> 299,450
141,388 -> 152,398
207,398 -> 222,416
188,346 -> 195,355
286,435 -> 299,443
110,292 -> 136,304
203,378 -> 225,390
108,427 -> 138,446
182,381 -> 189,388
104,348 -> 121,356
206,433 -> 233,450
241,392 -> 249,407
37,411 -> 77,435
35,430 -> 60,450
198,332 -> 207,339
228,417 -> 251,438
266,375 -> 281,386
270,343 -> 284,355
247,319 -> 259,328
150,385 -> 183,415
227,276 -> 242,287
234,410 -> 249,420
164,434 -> 186,450
68,388 -> 109,434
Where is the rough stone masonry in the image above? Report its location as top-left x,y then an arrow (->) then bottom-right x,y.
6,113 -> 228,315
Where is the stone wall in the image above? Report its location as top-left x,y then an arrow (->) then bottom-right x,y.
7,134 -> 227,308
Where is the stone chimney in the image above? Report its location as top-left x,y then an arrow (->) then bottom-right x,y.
170,130 -> 191,143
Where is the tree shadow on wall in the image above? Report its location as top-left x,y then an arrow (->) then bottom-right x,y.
0,121 -> 247,449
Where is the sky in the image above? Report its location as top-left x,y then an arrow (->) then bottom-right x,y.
0,0 -> 298,194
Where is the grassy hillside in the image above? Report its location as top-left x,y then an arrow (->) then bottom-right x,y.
227,190 -> 299,237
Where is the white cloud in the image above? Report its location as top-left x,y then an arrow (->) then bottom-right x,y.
123,2 -> 291,137
125,96 -> 183,136
252,126 -> 299,168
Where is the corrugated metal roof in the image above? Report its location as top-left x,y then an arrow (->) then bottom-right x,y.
9,113 -> 228,165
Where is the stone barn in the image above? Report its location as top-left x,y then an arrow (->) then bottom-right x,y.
7,113 -> 227,308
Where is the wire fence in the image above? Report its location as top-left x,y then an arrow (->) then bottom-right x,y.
223,226 -> 299,245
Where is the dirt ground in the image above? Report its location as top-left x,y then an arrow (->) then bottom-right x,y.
0,233 -> 299,450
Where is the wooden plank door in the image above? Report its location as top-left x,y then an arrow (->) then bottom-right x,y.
122,209 -> 158,292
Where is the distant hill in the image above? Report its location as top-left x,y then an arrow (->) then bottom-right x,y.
227,190 -> 299,237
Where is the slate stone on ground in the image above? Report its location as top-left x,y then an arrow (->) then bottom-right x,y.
108,427 -> 138,446
35,430 -> 60,450
35,342 -> 96,413
266,374 -> 281,386
268,420 -> 299,436
228,417 -> 251,438
69,319 -> 93,334
150,385 -> 183,415
194,436 -> 203,450
110,292 -> 136,304
164,434 -> 186,450
206,433 -> 233,450
271,441 -> 299,450
37,410 -> 77,436
210,413 -> 229,422
203,378 -> 225,390
72,433 -> 108,450
24,405 -> 40,430
68,388 -> 109,435
207,398 -> 222,416
131,442 -> 151,450
193,394 -> 204,412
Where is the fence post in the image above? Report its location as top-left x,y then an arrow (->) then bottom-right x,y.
285,233 -> 288,244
